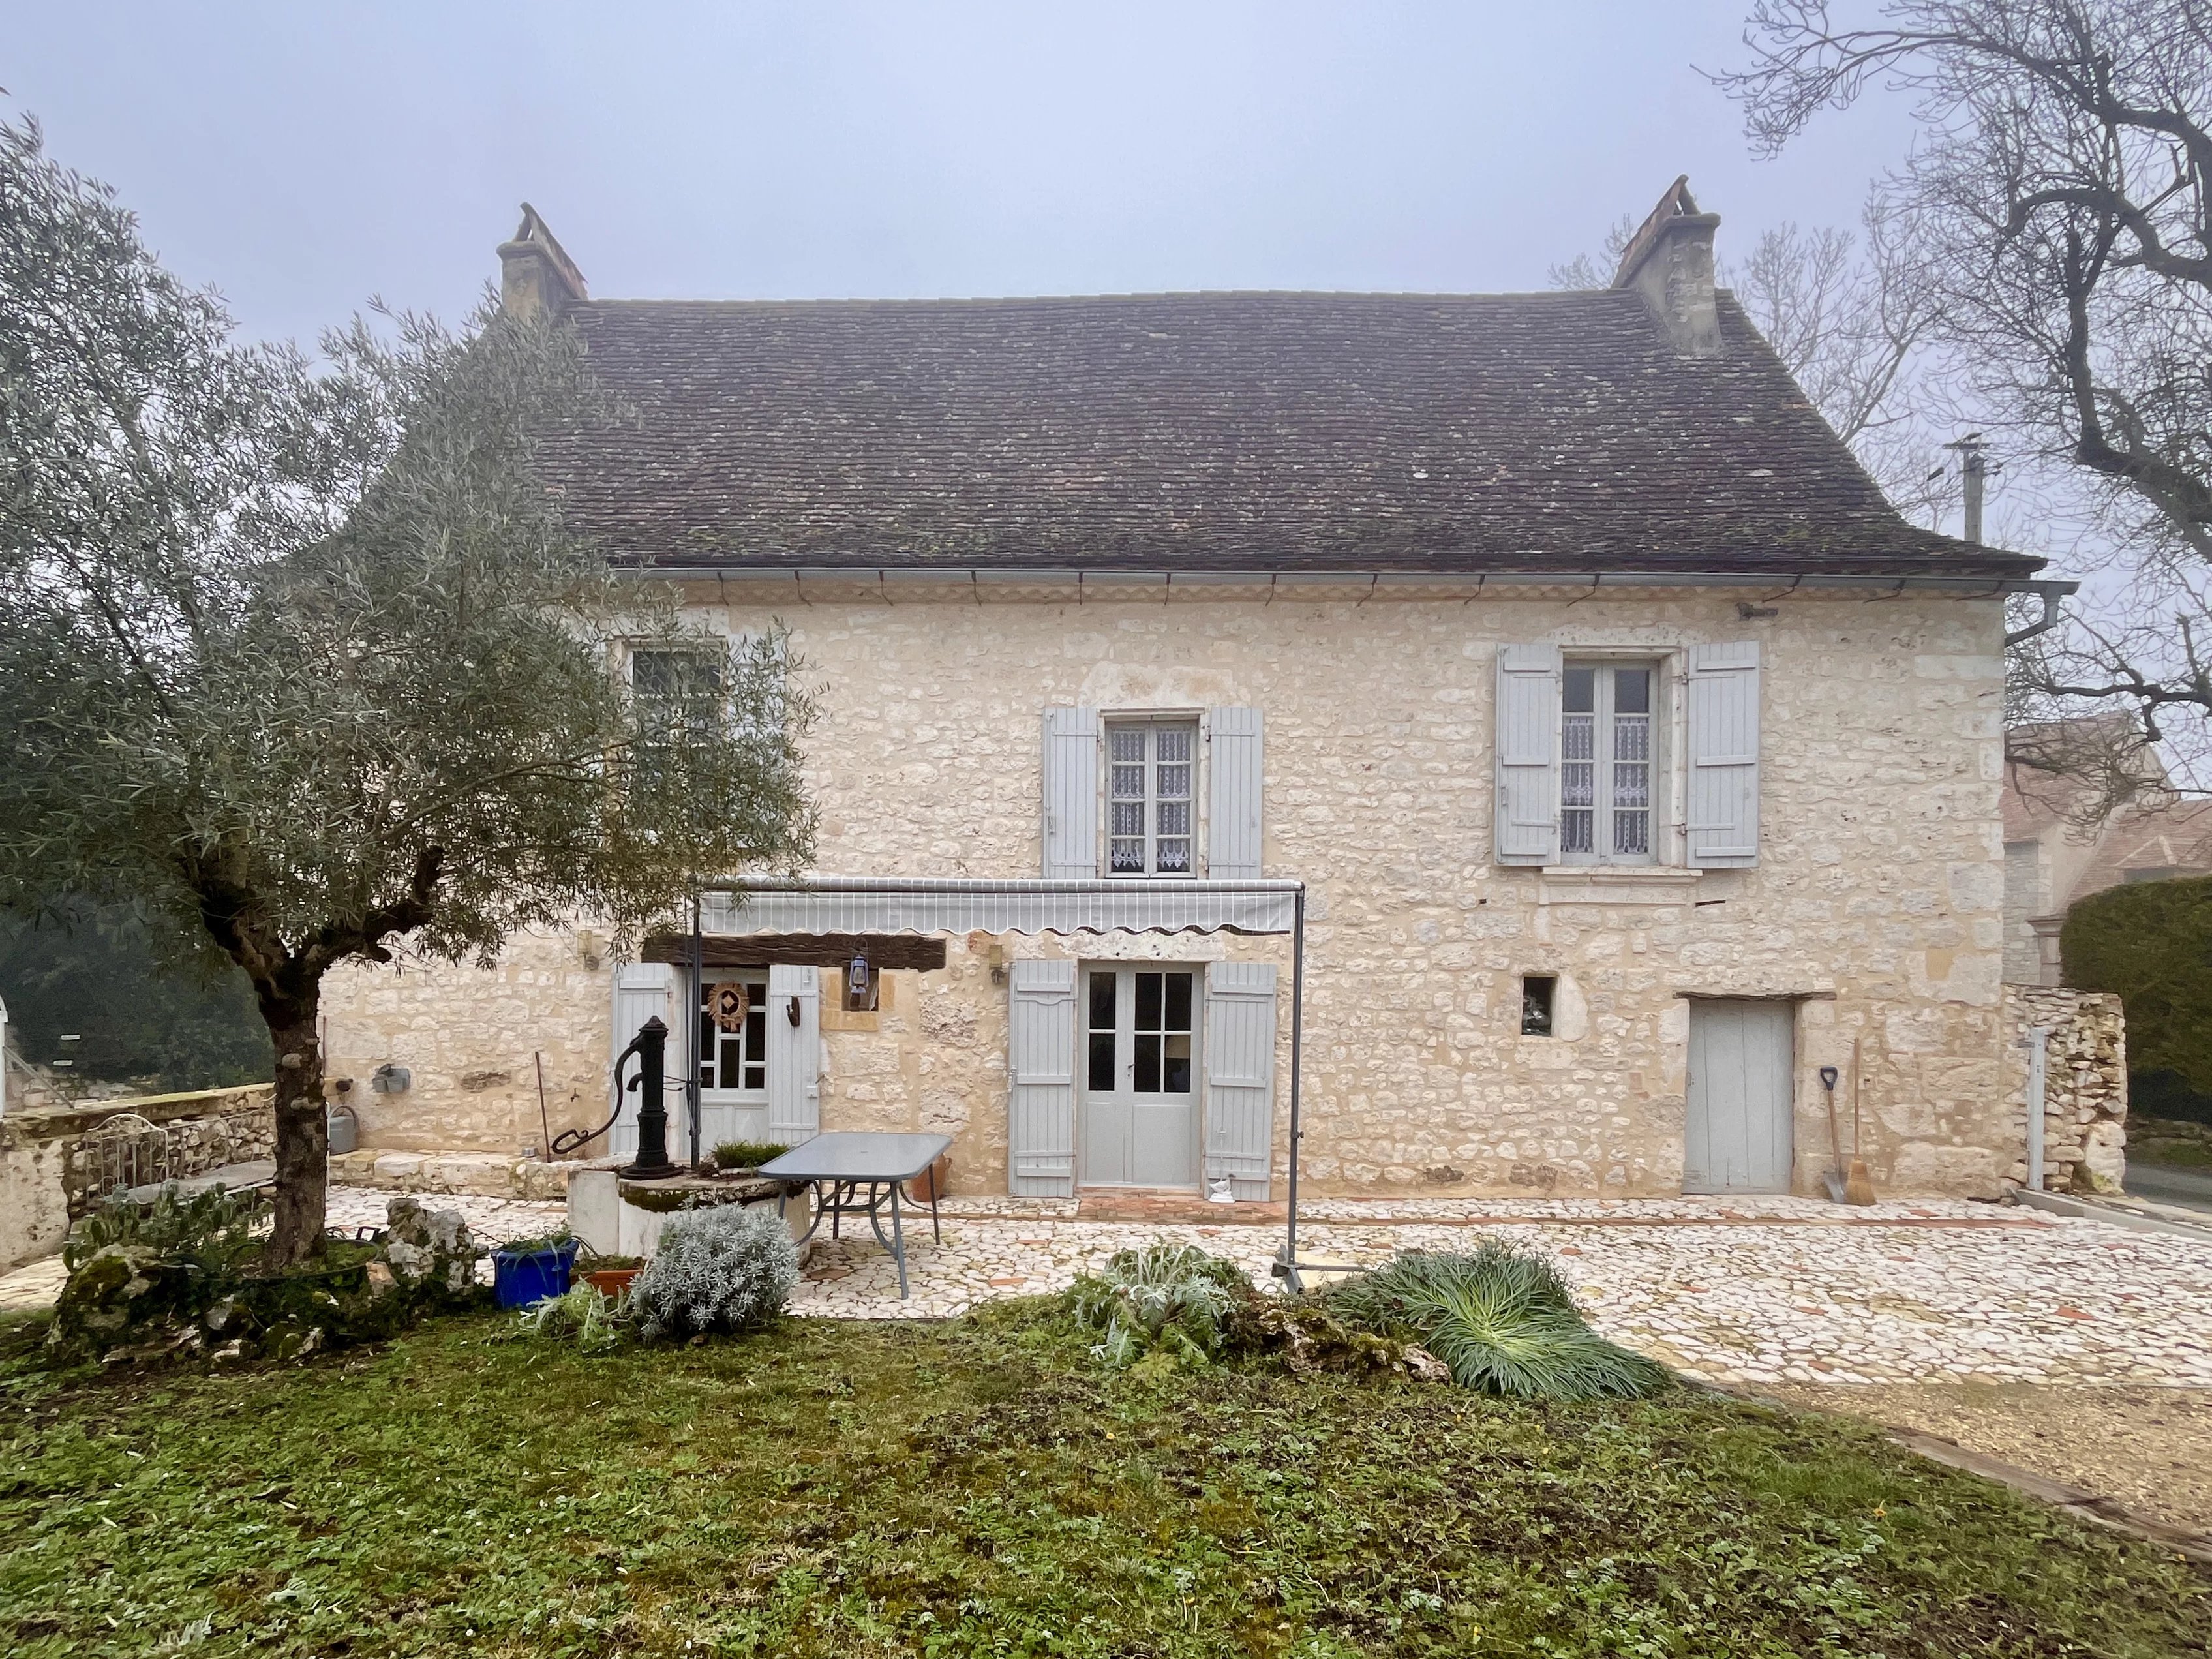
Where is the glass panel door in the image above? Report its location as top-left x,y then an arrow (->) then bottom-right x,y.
1080,966 -> 1200,1188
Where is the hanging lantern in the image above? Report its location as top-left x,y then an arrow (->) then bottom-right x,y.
847,954 -> 873,1007
710,981 -> 750,1033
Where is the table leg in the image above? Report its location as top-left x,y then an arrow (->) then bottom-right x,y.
889,1179 -> 908,1298
929,1180 -> 941,1243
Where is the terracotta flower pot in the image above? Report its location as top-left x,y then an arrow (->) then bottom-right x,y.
906,1153 -> 952,1203
583,1267 -> 640,1298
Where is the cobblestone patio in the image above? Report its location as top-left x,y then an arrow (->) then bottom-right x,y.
5,1191 -> 2207,1389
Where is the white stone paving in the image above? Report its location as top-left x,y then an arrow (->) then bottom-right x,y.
6,1189 -> 2207,1388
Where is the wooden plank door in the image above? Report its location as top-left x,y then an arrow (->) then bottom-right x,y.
1684,999 -> 1795,1194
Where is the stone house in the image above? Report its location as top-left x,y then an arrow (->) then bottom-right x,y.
321,179 -> 2072,1201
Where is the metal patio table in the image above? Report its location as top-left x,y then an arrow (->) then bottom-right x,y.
760,1132 -> 951,1298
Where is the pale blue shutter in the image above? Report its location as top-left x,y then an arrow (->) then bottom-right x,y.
1007,958 -> 1077,1195
1203,962 -> 1277,1200
765,962 -> 821,1139
1494,643 -> 1562,865
1686,642 -> 1761,868
1206,707 -> 1264,879
1041,707 -> 1101,878
610,962 -> 678,1162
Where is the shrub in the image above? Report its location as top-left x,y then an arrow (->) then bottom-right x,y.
64,1182 -> 266,1275
515,1283 -> 630,1353
1324,1243 -> 1670,1401
2063,874 -> 2212,1110
1068,1243 -> 1249,1368
712,1140 -> 791,1170
631,1204 -> 798,1340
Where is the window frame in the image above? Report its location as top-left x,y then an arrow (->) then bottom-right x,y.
697,971 -> 771,1102
1102,714 -> 1204,879
1557,656 -> 1667,868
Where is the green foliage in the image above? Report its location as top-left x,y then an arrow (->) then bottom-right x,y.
63,1182 -> 267,1275
2063,874 -> 2212,1103
711,1139 -> 791,1170
513,1284 -> 629,1354
0,897 -> 267,1088
1,1312 -> 2204,1656
1067,1243 -> 1249,1368
492,1234 -> 575,1257
0,113 -> 815,1253
1326,1243 -> 1672,1401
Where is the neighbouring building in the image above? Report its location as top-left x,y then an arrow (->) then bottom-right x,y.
2001,718 -> 2212,986
320,179 -> 2078,1201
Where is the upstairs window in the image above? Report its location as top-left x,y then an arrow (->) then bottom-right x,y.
1107,720 -> 1197,875
1560,662 -> 1654,864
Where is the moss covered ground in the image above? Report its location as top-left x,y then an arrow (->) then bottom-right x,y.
1,1303 -> 2205,1657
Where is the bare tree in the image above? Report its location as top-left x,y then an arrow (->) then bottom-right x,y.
1721,0 -> 2212,788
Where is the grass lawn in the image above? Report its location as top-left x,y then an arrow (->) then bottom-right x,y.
1,1302 -> 2206,1658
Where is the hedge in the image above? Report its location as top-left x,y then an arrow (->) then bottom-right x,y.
2061,873 -> 2212,1121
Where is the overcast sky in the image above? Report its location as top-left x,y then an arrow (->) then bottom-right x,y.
9,3 -> 1922,345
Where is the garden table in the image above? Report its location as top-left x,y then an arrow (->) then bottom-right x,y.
760,1133 -> 950,1299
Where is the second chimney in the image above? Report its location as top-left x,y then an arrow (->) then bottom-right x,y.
497,203 -> 588,321
1612,177 -> 1722,358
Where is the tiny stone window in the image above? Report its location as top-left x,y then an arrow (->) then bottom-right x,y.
1521,975 -> 1556,1037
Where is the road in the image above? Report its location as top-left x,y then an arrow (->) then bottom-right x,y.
2126,1159 -> 2212,1217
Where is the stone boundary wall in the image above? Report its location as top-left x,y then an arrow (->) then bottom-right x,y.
1999,986 -> 2126,1194
0,1085 -> 275,1273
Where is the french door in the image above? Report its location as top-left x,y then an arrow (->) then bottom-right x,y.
1081,966 -> 1200,1189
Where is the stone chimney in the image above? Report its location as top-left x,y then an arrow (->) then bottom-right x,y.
1611,176 -> 1722,358
497,203 -> 588,320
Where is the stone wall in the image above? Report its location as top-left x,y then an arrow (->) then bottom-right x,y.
318,585 -> 2018,1198
2000,984 -> 2127,1193
0,1084 -> 275,1273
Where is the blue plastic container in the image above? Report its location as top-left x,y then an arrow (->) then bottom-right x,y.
492,1239 -> 580,1309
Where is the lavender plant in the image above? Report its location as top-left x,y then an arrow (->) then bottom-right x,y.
631,1205 -> 800,1340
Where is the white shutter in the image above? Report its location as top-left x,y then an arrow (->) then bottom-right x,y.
1007,958 -> 1078,1196
1494,643 -> 1562,865
1686,641 -> 1761,868
1041,706 -> 1101,878
1205,707 -> 1264,879
1203,962 -> 1277,1200
765,962 -> 821,1140
609,962 -> 677,1161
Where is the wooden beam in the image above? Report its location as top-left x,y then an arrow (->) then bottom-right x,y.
641,932 -> 948,971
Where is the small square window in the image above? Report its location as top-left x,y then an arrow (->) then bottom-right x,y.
1521,975 -> 1556,1037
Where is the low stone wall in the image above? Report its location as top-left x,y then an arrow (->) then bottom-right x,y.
2000,986 -> 2127,1194
0,1085 -> 275,1274
327,1148 -> 581,1202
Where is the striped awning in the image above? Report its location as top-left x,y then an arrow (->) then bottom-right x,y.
699,877 -> 1301,937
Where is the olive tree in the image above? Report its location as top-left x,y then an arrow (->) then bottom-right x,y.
0,117 -> 813,1264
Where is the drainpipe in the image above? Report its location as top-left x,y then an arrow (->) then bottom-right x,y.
2025,1026 -> 2050,1192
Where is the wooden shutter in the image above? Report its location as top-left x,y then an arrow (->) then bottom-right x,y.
765,962 -> 821,1140
1041,706 -> 1102,878
1686,641 -> 1761,868
1203,962 -> 1278,1200
1494,643 -> 1562,865
1205,706 -> 1264,879
609,962 -> 677,1161
1007,958 -> 1078,1196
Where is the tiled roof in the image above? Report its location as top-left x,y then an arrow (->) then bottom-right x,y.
534,288 -> 2041,580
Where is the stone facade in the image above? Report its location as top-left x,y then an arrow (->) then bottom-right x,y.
321,585 -> 2021,1199
1999,984 -> 2127,1193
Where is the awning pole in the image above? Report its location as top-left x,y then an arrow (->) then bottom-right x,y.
689,890 -> 704,1169
1286,884 -> 1305,1277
